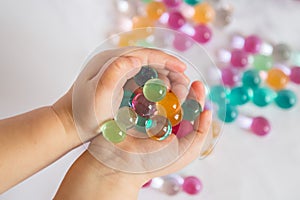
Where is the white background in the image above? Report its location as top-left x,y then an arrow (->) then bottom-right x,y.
0,0 -> 300,199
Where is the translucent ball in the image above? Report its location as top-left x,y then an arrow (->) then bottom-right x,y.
173,33 -> 193,52
172,120 -> 193,138
217,104 -> 238,123
115,107 -> 137,131
244,35 -> 262,54
252,87 -> 277,107
221,67 -> 239,87
290,66 -> 300,84
193,24 -> 212,44
134,66 -> 158,86
182,176 -> 203,195
143,78 -> 167,102
184,0 -> 202,6
193,2 -> 215,24
272,43 -> 291,62
229,86 -> 252,106
253,55 -> 273,71
101,120 -> 126,143
275,89 -> 297,109
131,92 -> 157,117
230,49 -> 248,68
146,2 -> 166,20
168,11 -> 186,29
182,99 -> 202,121
209,85 -> 230,105
242,69 -> 261,89
145,115 -> 172,141
250,116 -> 271,136
266,68 -> 289,90
160,176 -> 182,195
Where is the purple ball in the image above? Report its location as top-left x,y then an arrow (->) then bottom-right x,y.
182,176 -> 203,195
230,49 -> 248,68
168,12 -> 186,29
193,24 -> 212,44
173,33 -> 193,51
244,35 -> 262,54
221,67 -> 239,87
163,0 -> 182,7
172,120 -> 193,138
290,66 -> 300,84
131,92 -> 156,118
250,116 -> 271,136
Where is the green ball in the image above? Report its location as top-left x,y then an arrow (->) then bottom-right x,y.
209,85 -> 230,105
242,70 -> 261,88
229,86 -> 253,106
253,55 -> 273,71
217,104 -> 238,123
120,90 -> 133,108
252,87 -> 277,107
136,115 -> 148,127
143,78 -> 167,102
101,120 -> 126,143
184,0 -> 202,6
275,89 -> 297,109
182,99 -> 202,121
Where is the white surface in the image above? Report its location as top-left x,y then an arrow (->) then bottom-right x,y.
0,0 -> 300,199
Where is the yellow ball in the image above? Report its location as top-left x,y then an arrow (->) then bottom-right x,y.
146,2 -> 166,20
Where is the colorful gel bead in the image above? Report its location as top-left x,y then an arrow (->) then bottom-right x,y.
193,2 -> 215,24
184,0 -> 202,6
160,176 -> 183,196
141,0 -> 153,3
274,89 -> 297,109
193,24 -> 212,44
253,55 -> 273,71
131,92 -> 156,117
101,120 -> 126,143
182,176 -> 203,195
221,67 -> 239,87
143,78 -> 167,102
266,68 -> 289,90
230,49 -> 248,68
172,120 -> 193,138
244,35 -> 262,54
272,43 -> 291,62
145,115 -> 172,140
242,69 -> 261,89
229,86 -> 252,106
118,33 -> 136,47
132,16 -> 155,38
115,107 -> 137,131
173,33 -> 193,51
146,2 -> 166,20
134,66 -> 158,86
250,116 -> 271,136
120,90 -> 133,107
217,104 -> 238,123
209,85 -> 230,105
182,99 -> 202,121
163,0 -> 182,7
290,66 -> 300,84
214,6 -> 233,27
252,87 -> 277,107
168,11 -> 186,29
291,51 -> 300,66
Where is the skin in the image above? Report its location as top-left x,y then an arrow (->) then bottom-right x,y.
0,48 -> 212,199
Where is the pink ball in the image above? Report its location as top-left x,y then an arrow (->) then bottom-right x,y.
290,66 -> 300,84
244,35 -> 262,54
168,12 -> 186,29
250,116 -> 271,136
142,179 -> 152,188
182,176 -> 203,195
230,49 -> 248,68
173,33 -> 193,51
172,120 -> 193,138
221,67 -> 239,87
193,24 -> 212,44
163,0 -> 182,7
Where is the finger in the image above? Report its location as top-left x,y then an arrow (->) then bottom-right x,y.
126,48 -> 187,73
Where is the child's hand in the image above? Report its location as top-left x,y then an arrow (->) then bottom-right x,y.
52,47 -> 189,144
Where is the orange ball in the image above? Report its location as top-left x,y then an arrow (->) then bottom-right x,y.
118,33 -> 136,47
146,2 -> 166,20
193,2 -> 215,24
157,91 -> 182,126
132,16 -> 155,39
266,68 -> 289,90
